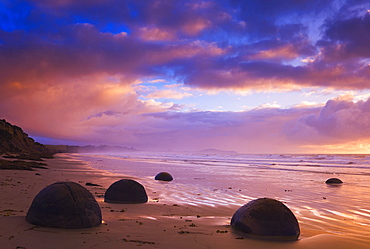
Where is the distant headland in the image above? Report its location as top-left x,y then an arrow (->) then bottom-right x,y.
0,119 -> 135,170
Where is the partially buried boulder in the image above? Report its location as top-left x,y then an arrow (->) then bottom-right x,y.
155,172 -> 173,181
325,178 -> 343,184
231,198 -> 300,241
104,179 -> 148,204
26,181 -> 102,229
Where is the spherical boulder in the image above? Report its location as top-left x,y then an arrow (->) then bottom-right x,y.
104,179 -> 148,204
231,198 -> 300,241
325,178 -> 343,184
155,172 -> 173,181
26,181 -> 102,229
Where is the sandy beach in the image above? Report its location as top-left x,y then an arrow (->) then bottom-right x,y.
1,153 -> 369,249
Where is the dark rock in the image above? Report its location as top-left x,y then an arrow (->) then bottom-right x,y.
26,181 -> 102,229
0,159 -> 48,170
155,172 -> 173,181
0,159 -> 34,170
325,178 -> 343,184
46,145 -> 136,154
104,179 -> 148,204
86,182 -> 101,186
16,160 -> 48,169
4,153 -> 44,161
231,198 -> 300,241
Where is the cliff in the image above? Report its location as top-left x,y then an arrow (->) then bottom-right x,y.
0,119 -> 52,158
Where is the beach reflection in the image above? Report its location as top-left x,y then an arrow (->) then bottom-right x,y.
77,153 -> 370,242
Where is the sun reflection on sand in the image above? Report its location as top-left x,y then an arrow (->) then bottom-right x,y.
141,216 -> 157,220
351,209 -> 370,218
76,152 -> 370,242
299,206 -> 322,217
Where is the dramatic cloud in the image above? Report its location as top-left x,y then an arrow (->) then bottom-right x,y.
1,0 -> 369,91
1,0 -> 370,153
285,96 -> 370,143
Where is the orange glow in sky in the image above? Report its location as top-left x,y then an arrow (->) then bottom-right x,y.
1,0 -> 370,153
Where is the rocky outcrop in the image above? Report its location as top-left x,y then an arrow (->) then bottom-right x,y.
0,119 -> 52,158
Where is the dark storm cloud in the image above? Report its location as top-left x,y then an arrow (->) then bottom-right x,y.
319,12 -> 370,60
228,0 -> 330,39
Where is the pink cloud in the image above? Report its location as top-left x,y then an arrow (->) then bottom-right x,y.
2,3 -> 369,94
284,96 -> 370,146
145,89 -> 192,100
251,44 -> 300,61
0,23 -> 228,92
1,0 -> 370,153
3,78 -> 370,153
137,26 -> 176,41
0,74 -> 172,142
134,98 -> 370,153
181,17 -> 211,36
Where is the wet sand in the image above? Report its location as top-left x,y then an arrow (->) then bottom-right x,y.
0,154 -> 369,249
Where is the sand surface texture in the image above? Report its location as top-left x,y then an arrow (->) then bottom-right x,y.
1,154 -> 369,249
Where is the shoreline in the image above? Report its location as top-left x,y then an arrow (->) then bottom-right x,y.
0,153 -> 369,248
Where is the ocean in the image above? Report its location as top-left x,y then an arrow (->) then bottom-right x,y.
75,152 -> 370,241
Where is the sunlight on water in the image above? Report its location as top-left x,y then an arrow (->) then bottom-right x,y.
300,206 -> 322,217
352,209 -> 370,218
76,152 -> 370,241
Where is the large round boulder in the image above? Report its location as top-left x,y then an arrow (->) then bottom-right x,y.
231,198 -> 300,241
104,179 -> 148,204
155,172 -> 173,181
26,181 -> 102,229
325,178 -> 343,184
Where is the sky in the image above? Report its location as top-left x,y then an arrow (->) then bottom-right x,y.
1,0 -> 370,154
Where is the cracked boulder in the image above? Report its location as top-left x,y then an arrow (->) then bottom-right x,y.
231,198 -> 300,241
26,181 -> 102,229
104,179 -> 148,204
